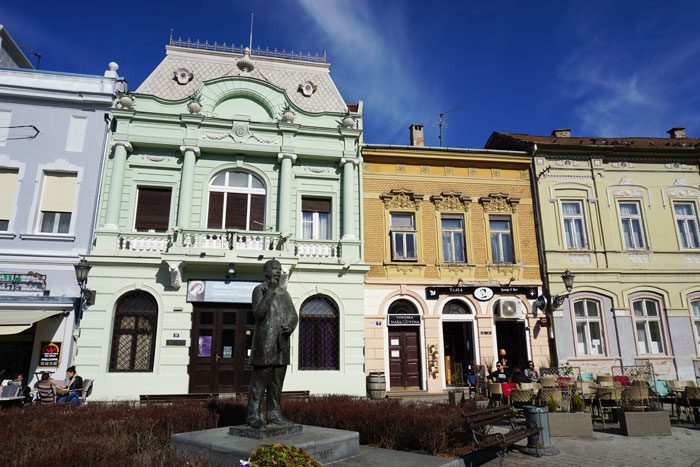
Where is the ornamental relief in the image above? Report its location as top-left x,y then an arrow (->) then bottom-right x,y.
380,189 -> 424,210
478,192 -> 520,213
430,192 -> 471,211
202,121 -> 279,145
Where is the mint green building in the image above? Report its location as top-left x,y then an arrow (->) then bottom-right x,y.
74,40 -> 366,399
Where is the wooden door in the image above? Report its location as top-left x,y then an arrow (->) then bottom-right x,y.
188,305 -> 254,393
388,326 -> 421,389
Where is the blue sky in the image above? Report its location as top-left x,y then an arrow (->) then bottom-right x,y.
3,0 -> 699,147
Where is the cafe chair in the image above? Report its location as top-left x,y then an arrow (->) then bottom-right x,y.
595,386 -> 622,428
488,383 -> 505,406
80,379 -> 94,404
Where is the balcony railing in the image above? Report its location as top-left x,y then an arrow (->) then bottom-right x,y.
295,240 -> 341,259
177,229 -> 282,251
118,232 -> 171,252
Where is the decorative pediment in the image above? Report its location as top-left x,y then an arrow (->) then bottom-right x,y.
479,192 -> 520,213
430,192 -> 471,211
380,189 -> 424,210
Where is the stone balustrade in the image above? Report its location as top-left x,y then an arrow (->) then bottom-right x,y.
118,233 -> 171,252
295,240 -> 340,258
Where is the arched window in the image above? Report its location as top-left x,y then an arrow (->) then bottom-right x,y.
389,299 -> 418,315
690,298 -> 700,352
631,297 -> 666,355
298,295 -> 339,370
109,291 -> 158,372
207,170 -> 266,230
442,300 -> 472,315
572,299 -> 605,356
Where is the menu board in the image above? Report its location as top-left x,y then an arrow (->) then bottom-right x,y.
39,341 -> 61,367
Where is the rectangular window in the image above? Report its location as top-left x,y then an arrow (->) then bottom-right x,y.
65,116 -> 88,152
301,197 -> 331,240
562,200 -> 588,249
441,214 -> 465,263
39,172 -> 77,234
619,201 -> 646,249
0,110 -> 12,147
489,215 -> 514,263
632,299 -> 665,354
134,187 -> 172,232
573,300 -> 604,355
0,168 -> 19,231
692,300 -> 700,351
674,202 -> 700,249
390,212 -> 417,261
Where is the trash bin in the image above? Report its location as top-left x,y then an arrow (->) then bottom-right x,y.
519,406 -> 559,456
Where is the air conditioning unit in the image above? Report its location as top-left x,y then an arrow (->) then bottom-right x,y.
497,298 -> 524,319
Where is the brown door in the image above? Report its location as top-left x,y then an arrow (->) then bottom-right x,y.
388,326 -> 422,389
188,305 -> 254,393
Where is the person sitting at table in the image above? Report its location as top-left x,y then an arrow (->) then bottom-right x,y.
489,362 -> 510,383
5,373 -> 32,404
36,372 -> 57,404
524,360 -> 539,381
56,366 -> 83,405
511,366 -> 530,384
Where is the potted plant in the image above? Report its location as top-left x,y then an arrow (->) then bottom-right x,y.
187,91 -> 203,114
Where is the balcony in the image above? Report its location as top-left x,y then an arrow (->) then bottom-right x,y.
107,229 -> 343,261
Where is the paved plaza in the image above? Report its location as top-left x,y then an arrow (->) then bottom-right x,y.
479,424 -> 700,466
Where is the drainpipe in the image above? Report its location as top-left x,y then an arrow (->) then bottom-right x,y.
528,144 -> 559,366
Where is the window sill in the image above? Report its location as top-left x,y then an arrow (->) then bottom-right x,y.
384,261 -> 425,266
0,232 -> 16,239
635,354 -> 671,359
20,233 -> 76,242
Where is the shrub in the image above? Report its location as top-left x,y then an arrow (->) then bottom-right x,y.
250,443 -> 320,467
571,394 -> 585,412
547,394 -> 558,413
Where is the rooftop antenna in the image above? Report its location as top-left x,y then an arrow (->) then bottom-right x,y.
434,107 -> 461,147
249,13 -> 254,49
169,28 -> 174,44
18,42 -> 42,69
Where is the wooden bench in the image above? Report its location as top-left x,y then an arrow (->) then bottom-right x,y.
462,405 -> 540,465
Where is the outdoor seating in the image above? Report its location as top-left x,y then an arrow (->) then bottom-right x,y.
595,386 -> 622,427
462,405 -> 541,466
36,383 -> 56,404
0,382 -> 22,398
540,376 -> 558,388
509,389 -> 535,411
488,383 -> 505,406
678,386 -> 700,425
613,375 -> 631,387
579,381 -> 597,408
80,379 -> 94,404
596,374 -> 614,386
622,385 -> 650,409
540,388 -> 563,410
580,372 -> 595,381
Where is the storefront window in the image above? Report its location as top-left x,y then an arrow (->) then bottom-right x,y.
298,295 -> 339,370
109,291 -> 158,372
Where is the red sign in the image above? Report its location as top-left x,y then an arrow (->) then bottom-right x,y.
39,341 -> 61,367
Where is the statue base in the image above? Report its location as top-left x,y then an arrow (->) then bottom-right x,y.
228,423 -> 303,439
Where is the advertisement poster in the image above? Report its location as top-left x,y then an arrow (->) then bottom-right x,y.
39,341 -> 61,367
198,335 -> 212,358
187,280 -> 258,303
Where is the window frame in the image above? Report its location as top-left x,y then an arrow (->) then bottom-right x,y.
690,298 -> 700,354
298,295 -> 340,371
36,171 -> 78,236
489,215 -> 515,264
618,200 -> 647,250
390,212 -> 418,261
571,298 -> 606,357
40,211 -> 72,234
207,170 -> 266,231
673,201 -> 700,250
133,186 -> 173,233
440,213 -> 466,263
300,197 -> 332,240
560,199 -> 589,250
630,297 -> 667,356
109,291 -> 159,373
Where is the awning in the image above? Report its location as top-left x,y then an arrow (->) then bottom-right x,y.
0,310 -> 67,335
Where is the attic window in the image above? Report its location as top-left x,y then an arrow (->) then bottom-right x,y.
174,68 -> 193,85
299,80 -> 317,97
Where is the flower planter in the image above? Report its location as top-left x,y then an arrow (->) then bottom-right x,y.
547,412 -> 593,437
448,389 -> 464,405
618,410 -> 671,436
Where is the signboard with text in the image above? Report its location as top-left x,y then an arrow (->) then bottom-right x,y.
38,341 -> 61,367
186,280 -> 258,303
425,285 -> 538,301
0,271 -> 47,296
387,314 -> 421,326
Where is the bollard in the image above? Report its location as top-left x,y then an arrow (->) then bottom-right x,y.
519,406 -> 559,456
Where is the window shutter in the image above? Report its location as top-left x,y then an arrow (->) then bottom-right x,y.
250,194 -> 266,231
0,169 -> 19,220
135,187 -> 171,231
41,172 -> 77,212
207,192 -> 224,228
225,193 -> 248,229
302,197 -> 331,213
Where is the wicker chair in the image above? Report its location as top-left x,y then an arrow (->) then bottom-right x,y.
540,376 -> 558,389
595,386 -> 622,427
622,385 -> 650,410
510,388 -> 535,409
579,381 -> 598,408
489,383 -> 505,406
680,386 -> 700,425
596,374 -> 615,386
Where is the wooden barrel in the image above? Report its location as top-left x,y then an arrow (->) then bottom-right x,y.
367,372 -> 386,399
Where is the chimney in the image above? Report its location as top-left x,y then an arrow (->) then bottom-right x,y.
409,124 -> 424,147
667,127 -> 686,139
551,128 -> 571,138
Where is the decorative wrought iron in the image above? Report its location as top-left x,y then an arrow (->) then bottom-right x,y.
169,37 -> 327,63
298,295 -> 339,370
540,365 -> 581,411
109,291 -> 158,372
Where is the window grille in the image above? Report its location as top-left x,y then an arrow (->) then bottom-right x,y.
298,295 -> 339,370
109,291 -> 158,372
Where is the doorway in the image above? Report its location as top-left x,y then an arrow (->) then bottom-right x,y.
388,326 -> 421,390
0,326 -> 35,381
442,321 -> 475,386
188,304 -> 254,393
495,320 -> 528,371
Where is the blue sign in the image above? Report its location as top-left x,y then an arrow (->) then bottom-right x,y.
187,280 -> 258,303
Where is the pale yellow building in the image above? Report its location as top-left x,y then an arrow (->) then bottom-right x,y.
362,125 -> 547,394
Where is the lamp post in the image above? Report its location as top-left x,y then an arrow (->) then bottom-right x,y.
73,258 -> 95,321
534,269 -> 575,366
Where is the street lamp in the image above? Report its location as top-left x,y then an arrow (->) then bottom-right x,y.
534,269 -> 575,316
73,258 -> 95,320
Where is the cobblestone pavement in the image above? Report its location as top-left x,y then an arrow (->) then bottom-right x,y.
479,425 -> 700,466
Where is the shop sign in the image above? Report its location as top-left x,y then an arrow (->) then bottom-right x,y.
388,314 -> 421,326
186,280 -> 258,303
38,341 -> 61,367
425,285 -> 538,300
0,271 -> 47,295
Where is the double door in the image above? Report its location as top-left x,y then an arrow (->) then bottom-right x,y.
388,326 -> 421,389
188,305 -> 254,393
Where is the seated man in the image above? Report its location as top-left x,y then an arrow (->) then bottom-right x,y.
511,367 -> 531,384
489,362 -> 510,383
56,366 -> 83,405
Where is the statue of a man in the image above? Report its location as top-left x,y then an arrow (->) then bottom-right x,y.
246,259 -> 298,428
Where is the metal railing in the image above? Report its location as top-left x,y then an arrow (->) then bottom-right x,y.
169,37 -> 327,63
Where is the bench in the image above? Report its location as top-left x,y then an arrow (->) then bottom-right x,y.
462,405 -> 540,465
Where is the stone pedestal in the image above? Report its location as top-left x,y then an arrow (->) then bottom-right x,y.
171,425 -> 359,465
228,424 -> 303,439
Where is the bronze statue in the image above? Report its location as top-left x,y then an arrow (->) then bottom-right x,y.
246,259 -> 298,428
